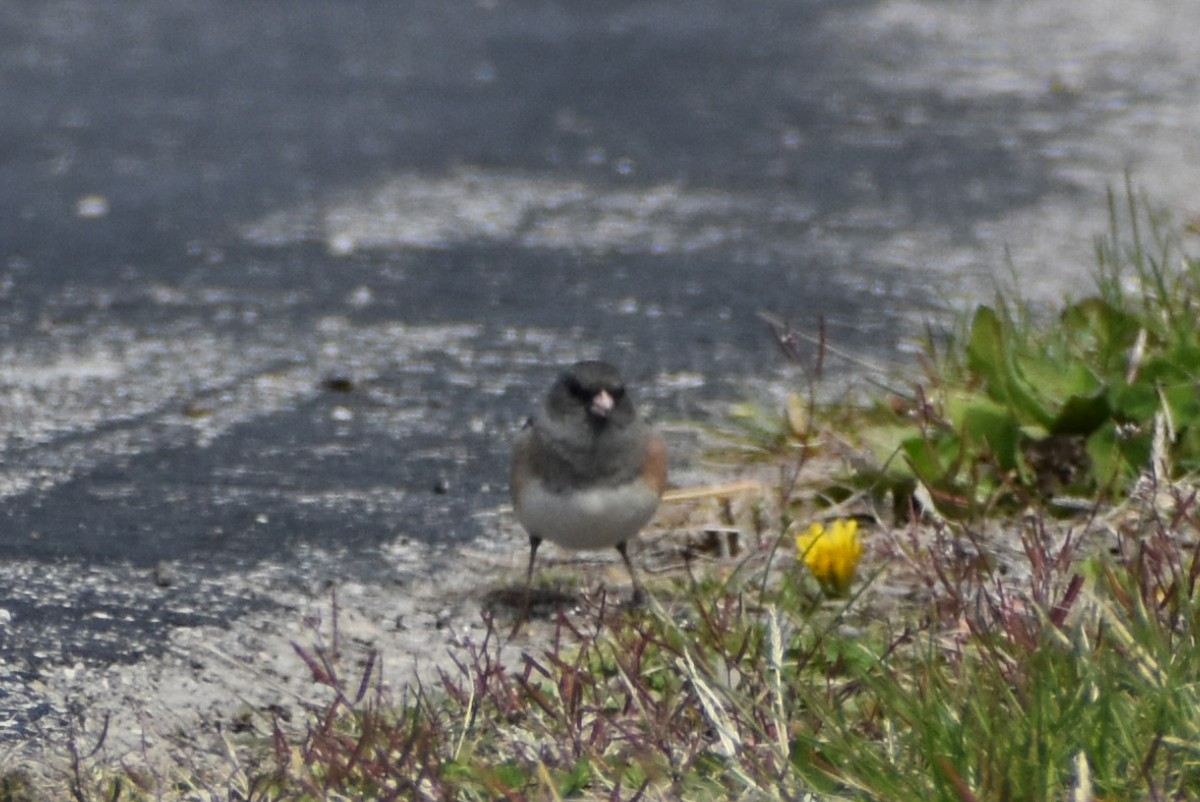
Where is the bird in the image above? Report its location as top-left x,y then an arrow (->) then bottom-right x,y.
510,360 -> 667,611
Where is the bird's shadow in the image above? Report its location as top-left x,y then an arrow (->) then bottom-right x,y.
482,585 -> 579,620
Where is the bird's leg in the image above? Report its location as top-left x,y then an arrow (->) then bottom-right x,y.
511,534 -> 542,637
524,534 -> 542,591
616,540 -> 646,607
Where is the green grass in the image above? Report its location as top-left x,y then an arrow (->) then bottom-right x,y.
203,514 -> 1200,801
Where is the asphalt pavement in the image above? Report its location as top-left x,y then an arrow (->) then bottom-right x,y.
1,0 -> 1198,740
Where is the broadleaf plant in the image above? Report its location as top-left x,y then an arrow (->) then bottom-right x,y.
852,187 -> 1200,518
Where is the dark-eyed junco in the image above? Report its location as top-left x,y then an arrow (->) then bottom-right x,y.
511,360 -> 667,606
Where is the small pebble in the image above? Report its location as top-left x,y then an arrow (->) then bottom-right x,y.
76,194 -> 110,218
322,375 -> 355,392
153,561 -> 177,587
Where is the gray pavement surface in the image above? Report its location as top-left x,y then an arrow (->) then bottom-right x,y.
1,0 -> 1198,752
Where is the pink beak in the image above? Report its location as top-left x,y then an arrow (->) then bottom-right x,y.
590,390 -> 614,417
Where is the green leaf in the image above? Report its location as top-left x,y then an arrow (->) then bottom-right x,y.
966,306 -> 1055,427
966,305 -> 1009,387
952,395 -> 1022,472
902,431 -> 956,485
560,757 -> 592,796
493,761 -> 530,792
1018,359 -> 1102,408
858,421 -> 921,479
1110,382 -> 1159,422
1136,353 -> 1194,385
1162,381 -> 1200,425
1086,424 -> 1127,487
1050,390 -> 1112,436
1062,297 -> 1143,368
1176,344 -> 1200,371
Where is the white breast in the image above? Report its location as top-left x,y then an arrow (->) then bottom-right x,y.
515,479 -> 660,550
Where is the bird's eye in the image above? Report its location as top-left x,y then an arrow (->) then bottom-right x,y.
566,377 -> 590,401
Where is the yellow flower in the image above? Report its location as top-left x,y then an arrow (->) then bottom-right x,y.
795,519 -> 864,598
